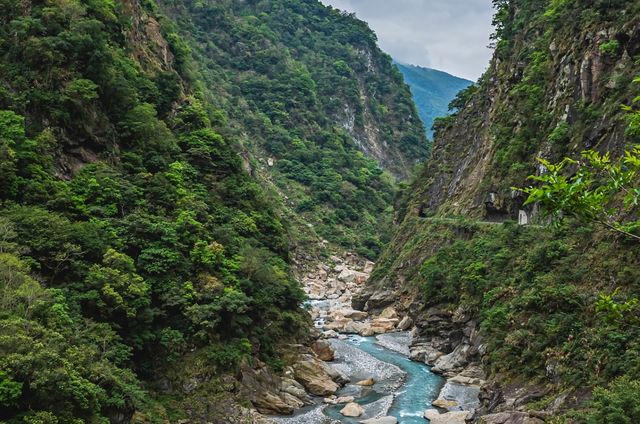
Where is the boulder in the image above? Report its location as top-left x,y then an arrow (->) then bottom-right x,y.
424,409 -> 472,424
280,378 -> 312,405
344,321 -> 373,336
432,343 -> 472,376
355,377 -> 375,386
379,306 -> 399,319
432,399 -> 460,409
363,261 -> 375,274
312,340 -> 335,361
338,268 -> 368,284
370,318 -> 399,334
321,361 -> 350,385
240,364 -> 303,415
252,391 -> 295,415
360,417 -> 397,424
397,315 -> 413,331
340,402 -> 364,417
340,309 -> 369,321
479,412 -> 544,424
293,357 -> 339,396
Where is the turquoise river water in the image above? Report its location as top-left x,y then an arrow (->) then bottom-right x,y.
325,335 -> 445,423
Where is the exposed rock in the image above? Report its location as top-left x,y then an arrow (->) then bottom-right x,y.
338,268 -> 368,284
240,363 -> 308,415
397,315 -> 413,330
340,309 -> 369,320
292,357 -> 339,396
355,377 -> 375,386
479,412 -> 544,424
379,306 -> 398,319
323,395 -> 355,405
432,343 -> 472,377
280,378 -> 312,405
432,399 -> 460,409
360,417 -> 397,424
311,340 -> 335,361
340,402 -> 364,417
424,409 -> 472,424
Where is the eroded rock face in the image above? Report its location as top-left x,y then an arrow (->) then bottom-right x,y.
311,340 -> 335,361
292,356 -> 340,396
479,412 -> 544,424
240,363 -> 311,415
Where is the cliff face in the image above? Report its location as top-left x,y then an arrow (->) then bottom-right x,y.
364,1 -> 640,420
409,0 -> 640,222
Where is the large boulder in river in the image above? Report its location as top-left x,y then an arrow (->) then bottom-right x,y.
361,417 -> 398,424
293,356 -> 339,396
340,402 -> 364,417
424,409 -> 472,424
340,308 -> 369,321
355,377 -> 375,386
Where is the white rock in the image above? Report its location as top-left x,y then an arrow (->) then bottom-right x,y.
360,417 -> 397,424
340,402 -> 364,417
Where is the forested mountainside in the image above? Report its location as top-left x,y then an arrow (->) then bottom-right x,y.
0,0 -> 424,422
159,0 -> 427,257
395,63 -> 473,138
359,0 -> 640,422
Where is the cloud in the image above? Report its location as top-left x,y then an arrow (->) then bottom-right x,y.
320,0 -> 495,81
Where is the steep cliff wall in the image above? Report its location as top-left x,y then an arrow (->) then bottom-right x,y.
409,0 -> 640,222
364,1 -> 640,421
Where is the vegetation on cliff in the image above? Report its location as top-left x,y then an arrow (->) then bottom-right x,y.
0,0 -> 425,422
369,0 -> 640,421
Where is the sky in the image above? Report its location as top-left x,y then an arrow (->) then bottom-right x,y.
320,0 -> 495,81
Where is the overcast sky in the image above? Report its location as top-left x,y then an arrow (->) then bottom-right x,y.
320,0 -> 495,81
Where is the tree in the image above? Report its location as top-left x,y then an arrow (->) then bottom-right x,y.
521,77 -> 640,241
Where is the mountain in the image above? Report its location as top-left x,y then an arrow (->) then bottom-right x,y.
395,63 -> 473,138
360,0 -> 640,421
0,0 -> 426,422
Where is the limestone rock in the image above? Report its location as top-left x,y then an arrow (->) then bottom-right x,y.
397,315 -> 413,330
340,402 -> 364,417
424,409 -> 471,424
379,306 -> 398,319
280,378 -> 312,405
337,268 -> 368,284
360,417 -> 397,424
370,318 -> 399,334
355,377 -> 375,386
432,399 -> 460,409
293,357 -> 339,396
312,340 -> 335,361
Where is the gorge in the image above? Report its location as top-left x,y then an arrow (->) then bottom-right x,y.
1,0 -> 640,424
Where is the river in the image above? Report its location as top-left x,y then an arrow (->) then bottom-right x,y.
273,332 -> 445,424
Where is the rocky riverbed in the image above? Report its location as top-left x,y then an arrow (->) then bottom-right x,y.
243,252 -> 486,423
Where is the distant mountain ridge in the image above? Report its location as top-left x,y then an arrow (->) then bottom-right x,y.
395,62 -> 473,138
